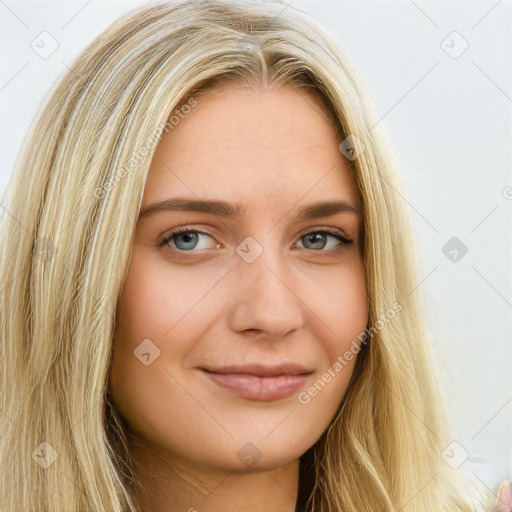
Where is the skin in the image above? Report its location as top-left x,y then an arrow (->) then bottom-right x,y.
108,82 -> 369,512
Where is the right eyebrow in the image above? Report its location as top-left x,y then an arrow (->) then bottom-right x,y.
139,198 -> 245,219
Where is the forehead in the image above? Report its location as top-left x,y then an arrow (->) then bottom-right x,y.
142,84 -> 358,210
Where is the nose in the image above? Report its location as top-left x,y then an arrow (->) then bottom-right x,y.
226,243 -> 305,340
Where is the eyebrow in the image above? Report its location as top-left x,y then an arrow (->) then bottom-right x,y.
138,197 -> 360,221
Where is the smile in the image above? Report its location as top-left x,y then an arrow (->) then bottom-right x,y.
200,365 -> 313,401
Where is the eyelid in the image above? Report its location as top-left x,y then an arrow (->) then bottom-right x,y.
157,224 -> 353,253
156,225 -> 215,247
299,225 -> 352,241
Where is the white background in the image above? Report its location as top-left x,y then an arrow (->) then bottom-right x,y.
1,0 -> 510,498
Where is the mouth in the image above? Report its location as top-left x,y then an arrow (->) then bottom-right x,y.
199,363 -> 314,401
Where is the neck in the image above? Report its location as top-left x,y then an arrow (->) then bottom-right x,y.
126,440 -> 300,512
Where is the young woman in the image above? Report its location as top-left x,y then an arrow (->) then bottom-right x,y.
0,1 -> 504,510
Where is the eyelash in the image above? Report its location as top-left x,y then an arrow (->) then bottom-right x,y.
157,226 -> 353,255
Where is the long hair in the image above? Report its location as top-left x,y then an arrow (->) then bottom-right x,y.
0,1 -> 485,510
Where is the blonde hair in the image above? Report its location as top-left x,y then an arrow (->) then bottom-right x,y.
0,1 -> 485,510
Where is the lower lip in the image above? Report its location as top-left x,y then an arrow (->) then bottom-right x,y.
202,371 -> 310,401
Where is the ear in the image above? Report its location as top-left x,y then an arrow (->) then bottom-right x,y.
492,481 -> 512,512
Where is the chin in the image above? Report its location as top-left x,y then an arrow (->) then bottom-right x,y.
216,432 -> 313,473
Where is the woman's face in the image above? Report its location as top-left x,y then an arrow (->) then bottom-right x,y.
109,83 -> 368,474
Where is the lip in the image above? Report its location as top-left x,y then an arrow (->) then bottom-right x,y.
200,363 -> 314,401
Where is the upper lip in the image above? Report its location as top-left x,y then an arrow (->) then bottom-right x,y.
201,363 -> 314,377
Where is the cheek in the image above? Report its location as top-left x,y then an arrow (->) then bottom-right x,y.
109,255 -> 182,407
304,259 -> 367,400
109,251 -> 218,424
114,251 -> 215,341
315,257 -> 368,340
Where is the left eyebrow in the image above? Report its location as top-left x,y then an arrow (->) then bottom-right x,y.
295,200 -> 360,222
138,197 -> 360,221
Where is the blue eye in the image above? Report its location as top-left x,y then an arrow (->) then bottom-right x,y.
159,228 -> 216,251
158,227 -> 352,254
298,231 -> 351,251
